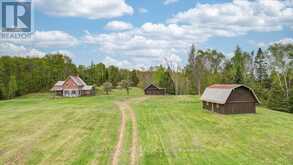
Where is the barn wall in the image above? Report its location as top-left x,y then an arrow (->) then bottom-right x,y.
227,87 -> 257,103
203,102 -> 225,113
144,86 -> 165,95
224,103 -> 256,114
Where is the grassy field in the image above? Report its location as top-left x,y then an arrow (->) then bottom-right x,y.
0,88 -> 142,165
132,96 -> 293,165
0,88 -> 293,165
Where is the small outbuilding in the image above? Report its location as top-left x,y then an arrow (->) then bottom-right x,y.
144,84 -> 166,95
201,84 -> 260,114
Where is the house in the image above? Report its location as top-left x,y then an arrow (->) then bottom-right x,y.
51,76 -> 95,97
200,84 -> 260,114
144,84 -> 166,95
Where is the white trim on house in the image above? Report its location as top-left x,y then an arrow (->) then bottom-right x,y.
63,89 -> 81,97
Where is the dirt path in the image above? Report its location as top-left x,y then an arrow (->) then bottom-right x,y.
111,102 -> 127,165
112,97 -> 148,165
124,101 -> 139,165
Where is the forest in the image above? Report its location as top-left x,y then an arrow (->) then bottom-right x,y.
0,43 -> 292,113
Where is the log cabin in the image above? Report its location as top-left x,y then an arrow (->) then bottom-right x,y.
144,84 -> 166,95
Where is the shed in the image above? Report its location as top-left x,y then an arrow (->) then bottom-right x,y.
144,84 -> 166,95
200,84 -> 260,114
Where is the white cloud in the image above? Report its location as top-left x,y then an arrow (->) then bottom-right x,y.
34,0 -> 134,19
138,8 -> 148,13
0,42 -> 77,59
31,31 -> 78,48
164,0 -> 179,5
105,21 -> 133,31
33,0 -> 293,67
9,31 -> 78,48
102,56 -> 146,69
273,38 -> 293,45
0,43 -> 45,57
83,24 -> 190,68
0,30 -> 79,58
168,0 -> 293,36
253,38 -> 293,48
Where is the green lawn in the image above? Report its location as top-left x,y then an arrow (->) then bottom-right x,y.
132,95 -> 293,165
0,89 -> 293,165
0,88 -> 142,165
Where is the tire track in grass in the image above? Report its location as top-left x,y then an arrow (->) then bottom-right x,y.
112,97 -> 147,165
125,101 -> 139,165
112,102 -> 127,165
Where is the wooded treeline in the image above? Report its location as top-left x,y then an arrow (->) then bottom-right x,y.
0,43 -> 292,113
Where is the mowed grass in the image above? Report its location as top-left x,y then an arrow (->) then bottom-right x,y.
1,89 -> 293,165
0,88 -> 143,165
132,96 -> 293,165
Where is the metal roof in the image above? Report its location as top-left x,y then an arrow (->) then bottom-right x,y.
200,84 -> 260,104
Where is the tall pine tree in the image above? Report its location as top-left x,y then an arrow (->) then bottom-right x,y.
232,46 -> 245,84
254,48 -> 268,83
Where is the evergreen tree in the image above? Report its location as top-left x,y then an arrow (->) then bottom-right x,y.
267,71 -> 289,112
159,70 -> 175,95
232,46 -> 245,84
254,48 -> 268,83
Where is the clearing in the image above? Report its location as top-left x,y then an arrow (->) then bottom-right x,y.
0,89 -> 293,165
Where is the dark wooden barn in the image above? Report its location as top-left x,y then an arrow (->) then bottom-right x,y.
144,84 -> 166,95
201,84 -> 260,114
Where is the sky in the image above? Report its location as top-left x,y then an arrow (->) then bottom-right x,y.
1,0 -> 293,69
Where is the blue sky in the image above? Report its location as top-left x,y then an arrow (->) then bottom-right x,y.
1,0 -> 293,69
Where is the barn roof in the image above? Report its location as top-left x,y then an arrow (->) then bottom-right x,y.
200,84 -> 260,104
144,84 -> 165,90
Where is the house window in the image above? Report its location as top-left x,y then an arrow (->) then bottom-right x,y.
206,102 -> 209,106
64,91 -> 69,96
216,104 -> 220,109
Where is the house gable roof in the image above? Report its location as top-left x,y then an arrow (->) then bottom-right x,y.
200,84 -> 260,104
69,76 -> 87,86
51,76 -> 90,91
